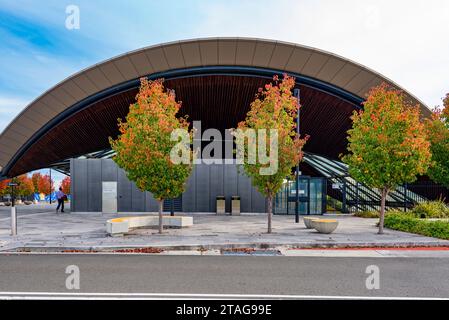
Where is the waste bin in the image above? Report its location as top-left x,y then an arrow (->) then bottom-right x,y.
216,196 -> 225,215
231,196 -> 240,215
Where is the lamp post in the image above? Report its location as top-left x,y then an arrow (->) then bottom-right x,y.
49,168 -> 52,204
293,88 -> 300,223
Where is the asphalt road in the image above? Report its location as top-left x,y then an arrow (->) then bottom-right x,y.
0,254 -> 449,299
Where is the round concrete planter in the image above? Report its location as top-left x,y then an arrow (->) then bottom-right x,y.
303,217 -> 320,229
311,219 -> 339,234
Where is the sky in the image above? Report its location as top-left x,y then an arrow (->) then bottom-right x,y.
0,0 -> 449,185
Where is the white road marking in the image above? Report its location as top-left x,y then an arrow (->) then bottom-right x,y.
0,292 -> 447,300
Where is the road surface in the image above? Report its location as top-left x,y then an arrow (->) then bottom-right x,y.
0,254 -> 448,299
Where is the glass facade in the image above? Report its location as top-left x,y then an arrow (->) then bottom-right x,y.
274,176 -> 326,215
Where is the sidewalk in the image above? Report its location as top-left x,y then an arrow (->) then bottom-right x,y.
1,206 -> 449,253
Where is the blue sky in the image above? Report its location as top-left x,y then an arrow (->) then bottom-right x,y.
0,0 -> 449,185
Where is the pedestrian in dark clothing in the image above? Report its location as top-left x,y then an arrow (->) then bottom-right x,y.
56,187 -> 66,213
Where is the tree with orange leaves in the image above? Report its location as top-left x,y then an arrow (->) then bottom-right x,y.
233,74 -> 308,233
343,83 -> 431,233
0,178 -> 11,197
31,172 -> 54,195
61,176 -> 71,195
425,93 -> 449,188
15,174 -> 35,199
110,78 -> 193,233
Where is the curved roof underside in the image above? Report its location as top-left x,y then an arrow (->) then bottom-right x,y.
0,37 -> 431,178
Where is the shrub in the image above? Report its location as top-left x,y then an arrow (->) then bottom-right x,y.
353,211 -> 379,218
411,200 -> 449,219
384,213 -> 449,240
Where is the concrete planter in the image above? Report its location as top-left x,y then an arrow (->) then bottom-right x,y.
106,215 -> 194,236
303,217 -> 320,229
311,219 -> 339,234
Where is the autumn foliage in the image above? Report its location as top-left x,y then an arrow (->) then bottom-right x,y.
16,174 -> 34,197
343,83 -> 431,233
32,172 -> 54,195
235,74 -> 308,233
61,176 -> 71,194
425,93 -> 449,188
110,78 -> 193,233
0,179 -> 11,196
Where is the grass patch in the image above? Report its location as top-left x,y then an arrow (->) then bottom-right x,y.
384,213 -> 449,240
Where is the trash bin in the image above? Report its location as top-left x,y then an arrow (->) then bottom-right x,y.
231,196 -> 240,215
216,196 -> 226,215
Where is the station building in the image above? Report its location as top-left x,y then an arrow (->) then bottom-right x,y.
0,38 -> 445,214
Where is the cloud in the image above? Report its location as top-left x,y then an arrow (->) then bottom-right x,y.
0,0 -> 448,140
0,96 -> 31,134
192,0 -> 449,107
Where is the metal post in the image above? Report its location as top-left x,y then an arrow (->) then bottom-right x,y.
404,183 -> 407,212
10,183 -> 17,236
307,177 -> 311,215
293,88 -> 300,222
170,198 -> 174,216
342,180 -> 347,213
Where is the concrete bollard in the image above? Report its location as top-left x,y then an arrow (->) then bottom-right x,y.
11,206 -> 17,236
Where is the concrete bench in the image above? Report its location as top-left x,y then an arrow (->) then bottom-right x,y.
106,215 -> 193,236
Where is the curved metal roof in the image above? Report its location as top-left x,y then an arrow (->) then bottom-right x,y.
0,37 -> 431,175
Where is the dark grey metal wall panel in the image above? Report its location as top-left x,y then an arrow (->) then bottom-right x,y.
182,166 -> 196,212
224,164 -> 238,212
72,159 -> 88,211
251,186 -> 266,213
71,159 -> 267,213
131,182 -> 145,211
144,191 -> 159,212
70,159 -> 74,212
195,165 -> 210,211
101,159 -> 117,182
87,159 -> 101,211
117,168 -> 132,212
237,172 -> 252,212
209,164 -> 224,212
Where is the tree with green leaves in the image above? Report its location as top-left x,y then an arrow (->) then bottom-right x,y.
425,93 -> 449,188
110,78 -> 193,233
234,74 -> 308,233
342,83 -> 431,234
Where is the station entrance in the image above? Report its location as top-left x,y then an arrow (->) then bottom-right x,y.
274,176 -> 326,215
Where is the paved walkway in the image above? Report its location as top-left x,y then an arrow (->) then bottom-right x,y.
1,204 -> 448,252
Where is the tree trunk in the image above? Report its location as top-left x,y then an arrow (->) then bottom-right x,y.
158,199 -> 163,234
267,195 -> 273,234
378,188 -> 388,234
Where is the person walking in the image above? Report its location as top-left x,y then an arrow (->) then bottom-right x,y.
56,187 -> 66,213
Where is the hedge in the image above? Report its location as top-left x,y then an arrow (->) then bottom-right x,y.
384,213 -> 449,240
353,211 -> 379,218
